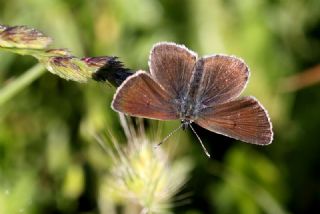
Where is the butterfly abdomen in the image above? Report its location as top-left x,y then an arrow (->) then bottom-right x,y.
180,58 -> 205,120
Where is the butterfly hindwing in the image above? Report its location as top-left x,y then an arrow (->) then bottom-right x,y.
149,42 -> 197,99
197,55 -> 249,106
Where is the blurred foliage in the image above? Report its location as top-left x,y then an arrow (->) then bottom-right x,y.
1,0 -> 320,213
97,118 -> 193,214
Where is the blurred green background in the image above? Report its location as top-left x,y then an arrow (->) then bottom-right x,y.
1,0 -> 320,213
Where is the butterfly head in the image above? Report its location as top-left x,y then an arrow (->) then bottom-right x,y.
181,119 -> 192,131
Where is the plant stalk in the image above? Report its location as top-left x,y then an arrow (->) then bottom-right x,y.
0,63 -> 45,106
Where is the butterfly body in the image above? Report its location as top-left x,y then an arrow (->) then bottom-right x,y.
112,42 -> 273,146
175,58 -> 207,122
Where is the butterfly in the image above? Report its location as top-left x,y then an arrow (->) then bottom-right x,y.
112,42 -> 273,157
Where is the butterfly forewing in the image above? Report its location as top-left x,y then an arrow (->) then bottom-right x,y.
112,71 -> 179,120
197,55 -> 249,106
149,42 -> 197,99
195,96 -> 273,145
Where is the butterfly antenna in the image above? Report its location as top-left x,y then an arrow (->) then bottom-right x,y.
155,123 -> 184,148
189,124 -> 211,158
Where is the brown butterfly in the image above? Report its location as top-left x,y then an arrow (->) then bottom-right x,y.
112,42 -> 273,157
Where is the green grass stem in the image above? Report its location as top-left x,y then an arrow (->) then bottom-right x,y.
0,63 -> 45,106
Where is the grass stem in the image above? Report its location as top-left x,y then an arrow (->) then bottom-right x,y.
0,64 -> 45,106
